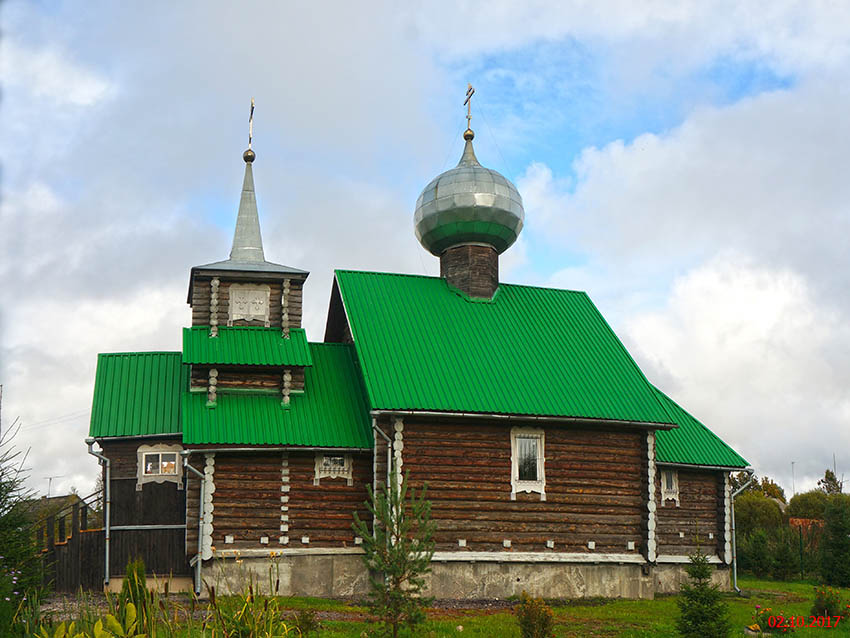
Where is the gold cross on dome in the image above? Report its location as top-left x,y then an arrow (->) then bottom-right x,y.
464,84 -> 475,130
248,97 -> 255,149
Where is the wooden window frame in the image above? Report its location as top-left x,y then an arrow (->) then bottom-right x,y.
313,453 -> 353,486
136,443 -> 184,491
510,427 -> 545,501
660,468 -> 680,506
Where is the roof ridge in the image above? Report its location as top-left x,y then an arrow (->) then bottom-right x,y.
335,269 -> 589,295
98,351 -> 181,357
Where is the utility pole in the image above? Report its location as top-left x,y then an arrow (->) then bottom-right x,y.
791,461 -> 796,496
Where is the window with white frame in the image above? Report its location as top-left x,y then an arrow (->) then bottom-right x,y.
136,444 -> 183,490
314,453 -> 353,486
510,427 -> 545,500
660,468 -> 680,506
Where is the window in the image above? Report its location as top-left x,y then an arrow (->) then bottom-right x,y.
143,452 -> 178,476
511,427 -> 545,500
136,444 -> 183,490
314,453 -> 353,486
660,468 -> 680,506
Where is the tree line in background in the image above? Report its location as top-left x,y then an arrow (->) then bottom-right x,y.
733,469 -> 850,586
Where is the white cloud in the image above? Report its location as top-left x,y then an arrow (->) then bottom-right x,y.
623,255 -> 850,493
1,40 -> 110,106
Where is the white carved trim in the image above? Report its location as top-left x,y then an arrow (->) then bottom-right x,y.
393,418 -> 404,492
207,368 -> 218,406
646,432 -> 657,562
210,277 -> 220,336
723,473 -> 732,564
280,454 -> 290,545
660,469 -> 680,507
510,427 -> 545,501
431,551 -> 646,564
136,444 -> 183,490
313,453 -> 353,486
281,368 -> 292,406
201,453 -> 215,560
215,547 -> 365,558
228,283 -> 271,326
657,554 -> 724,564
281,279 -> 291,337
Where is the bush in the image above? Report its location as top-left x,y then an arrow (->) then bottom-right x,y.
515,591 -> 554,638
811,585 -> 847,618
676,551 -> 731,638
739,529 -> 772,578
787,490 -> 829,520
734,491 -> 783,537
821,494 -> 850,586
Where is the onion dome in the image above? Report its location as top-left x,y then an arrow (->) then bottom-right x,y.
414,129 -> 524,256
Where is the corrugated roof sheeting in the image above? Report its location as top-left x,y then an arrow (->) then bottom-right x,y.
182,327 -> 312,366
89,352 -> 185,438
182,342 -> 371,447
654,387 -> 749,468
335,270 -> 675,424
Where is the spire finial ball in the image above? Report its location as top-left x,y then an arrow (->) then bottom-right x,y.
463,128 -> 475,141
243,148 -> 256,163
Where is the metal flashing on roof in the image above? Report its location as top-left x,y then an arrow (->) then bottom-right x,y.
182,327 -> 313,366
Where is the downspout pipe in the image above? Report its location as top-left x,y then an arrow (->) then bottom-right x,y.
85,438 -> 110,587
731,469 -> 756,594
182,451 -> 206,596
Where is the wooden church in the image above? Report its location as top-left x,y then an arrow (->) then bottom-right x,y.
86,105 -> 749,599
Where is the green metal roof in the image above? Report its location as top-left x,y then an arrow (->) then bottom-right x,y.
182,327 -> 312,366
654,387 -> 749,468
89,352 -> 186,438
334,270 -> 675,424
182,342 -> 371,447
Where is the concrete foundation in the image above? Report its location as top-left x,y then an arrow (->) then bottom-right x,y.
196,551 -> 730,600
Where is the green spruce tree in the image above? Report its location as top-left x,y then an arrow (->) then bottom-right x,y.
821,494 -> 850,586
352,466 -> 436,638
675,550 -> 732,638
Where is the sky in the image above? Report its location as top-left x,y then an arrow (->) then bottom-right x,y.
2,0 -> 849,499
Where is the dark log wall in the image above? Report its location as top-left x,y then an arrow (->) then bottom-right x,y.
287,452 -> 371,547
210,453 -> 282,547
190,366 -> 305,392
440,244 -> 498,299
398,419 -> 645,554
191,451 -> 371,552
190,278 -> 304,330
655,468 -> 722,556
98,439 -> 185,527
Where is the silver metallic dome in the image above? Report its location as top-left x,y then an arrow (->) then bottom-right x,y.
414,133 -> 524,256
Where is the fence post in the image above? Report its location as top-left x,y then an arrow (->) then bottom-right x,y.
46,515 -> 55,551
70,503 -> 81,591
81,503 -> 88,530
58,515 -> 66,543
45,515 -> 55,589
37,524 -> 44,549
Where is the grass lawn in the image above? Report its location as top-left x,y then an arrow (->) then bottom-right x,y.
274,577 -> 850,637
36,577 -> 850,637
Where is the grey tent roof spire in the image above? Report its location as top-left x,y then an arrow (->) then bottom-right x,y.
229,153 -> 265,263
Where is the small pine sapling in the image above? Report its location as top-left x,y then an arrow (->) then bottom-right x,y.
675,549 -> 731,638
352,466 -> 436,638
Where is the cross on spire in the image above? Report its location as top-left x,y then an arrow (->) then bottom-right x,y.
464,84 -> 475,131
248,97 -> 255,150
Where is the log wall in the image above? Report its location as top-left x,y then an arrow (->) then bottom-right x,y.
655,468 -> 722,556
397,419 -> 646,554
190,277 -> 304,329
190,366 -> 305,392
191,451 -> 371,553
